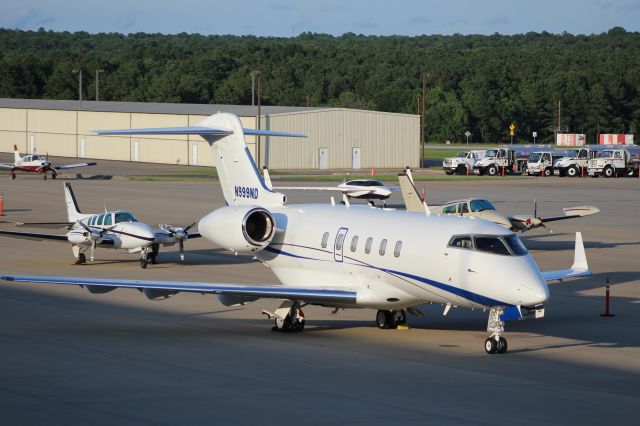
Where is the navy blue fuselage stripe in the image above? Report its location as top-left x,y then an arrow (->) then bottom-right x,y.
244,147 -> 275,193
265,244 -> 509,307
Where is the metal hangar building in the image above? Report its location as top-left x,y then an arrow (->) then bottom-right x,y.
0,98 -> 419,170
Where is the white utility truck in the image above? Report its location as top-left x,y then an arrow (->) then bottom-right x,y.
588,148 -> 640,178
442,150 -> 485,175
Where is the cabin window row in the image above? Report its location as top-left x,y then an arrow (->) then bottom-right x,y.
322,232 -> 402,258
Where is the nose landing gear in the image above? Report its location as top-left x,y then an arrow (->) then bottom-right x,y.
485,307 -> 508,354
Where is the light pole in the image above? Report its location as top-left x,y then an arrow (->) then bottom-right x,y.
250,70 -> 259,106
72,69 -> 83,109
95,69 -> 104,101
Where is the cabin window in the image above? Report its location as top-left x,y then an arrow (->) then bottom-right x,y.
89,216 -> 95,226
379,239 -> 387,256
350,236 -> 359,252
104,214 -> 113,226
336,234 -> 345,251
449,235 -> 473,249
365,237 -> 373,254
97,214 -> 105,226
394,241 -> 402,257
442,204 -> 457,214
321,232 -> 329,248
459,203 -> 469,214
115,212 -> 138,223
474,236 -> 511,256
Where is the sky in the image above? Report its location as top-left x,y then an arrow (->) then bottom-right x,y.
1,0 -> 639,37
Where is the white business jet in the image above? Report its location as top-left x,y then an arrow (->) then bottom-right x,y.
0,113 -> 591,354
0,183 -> 199,268
263,168 -> 398,206
0,145 -> 96,180
399,170 -> 600,232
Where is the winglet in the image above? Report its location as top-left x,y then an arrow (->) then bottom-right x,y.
571,231 -> 588,271
541,232 -> 591,282
262,167 -> 273,190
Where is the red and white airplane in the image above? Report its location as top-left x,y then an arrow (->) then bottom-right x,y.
0,145 -> 97,180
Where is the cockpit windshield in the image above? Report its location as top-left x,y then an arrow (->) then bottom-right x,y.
469,199 -> 496,212
114,212 -> 138,223
448,234 -> 528,256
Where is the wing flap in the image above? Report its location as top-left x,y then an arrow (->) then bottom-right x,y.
0,275 -> 358,305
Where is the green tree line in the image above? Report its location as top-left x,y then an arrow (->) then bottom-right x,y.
0,27 -> 638,143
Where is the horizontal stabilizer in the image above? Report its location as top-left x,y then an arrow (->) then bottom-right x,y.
541,232 -> 591,282
0,275 -> 358,305
93,127 -> 305,138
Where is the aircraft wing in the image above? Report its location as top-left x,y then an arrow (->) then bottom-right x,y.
541,232 -> 591,282
0,275 -> 358,305
0,229 -> 68,241
273,186 -> 365,193
0,163 -> 14,169
53,162 -> 97,170
510,206 -> 600,231
539,206 -> 600,223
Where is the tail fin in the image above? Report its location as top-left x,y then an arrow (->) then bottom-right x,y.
13,145 -> 21,163
64,183 -> 83,222
94,112 -> 305,207
398,170 -> 430,215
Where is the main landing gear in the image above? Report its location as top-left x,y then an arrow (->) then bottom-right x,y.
375,309 -> 407,329
263,301 -> 306,332
74,253 -> 87,265
485,307 -> 508,354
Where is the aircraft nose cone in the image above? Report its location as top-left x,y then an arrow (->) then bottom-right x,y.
131,223 -> 155,244
520,276 -> 549,306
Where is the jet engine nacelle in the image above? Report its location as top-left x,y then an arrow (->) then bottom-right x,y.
198,206 -> 276,253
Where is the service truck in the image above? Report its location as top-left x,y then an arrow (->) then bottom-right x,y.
473,147 -> 528,176
526,151 -> 562,176
588,148 -> 640,178
442,150 -> 485,175
553,147 -> 594,177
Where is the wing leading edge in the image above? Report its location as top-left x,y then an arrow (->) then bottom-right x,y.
0,275 -> 358,305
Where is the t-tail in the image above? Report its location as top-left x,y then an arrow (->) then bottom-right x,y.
93,112 -> 305,208
13,145 -> 21,163
64,182 -> 84,222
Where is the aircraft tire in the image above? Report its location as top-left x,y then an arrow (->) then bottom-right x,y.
140,257 -> 148,269
497,337 -> 508,354
376,310 -> 392,329
52,171 -> 57,179
274,315 -> 292,332
75,253 -> 86,265
43,173 -> 47,180
485,337 -> 498,354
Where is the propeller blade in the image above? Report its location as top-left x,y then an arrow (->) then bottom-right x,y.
183,221 -> 197,233
77,220 -> 92,233
90,240 -> 96,261
179,239 -> 185,262
534,199 -> 538,218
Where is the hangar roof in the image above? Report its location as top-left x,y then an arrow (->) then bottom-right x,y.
0,98 -> 323,116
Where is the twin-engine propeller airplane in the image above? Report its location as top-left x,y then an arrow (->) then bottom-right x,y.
399,171 -> 600,232
0,183 -> 200,268
263,168 -> 399,207
0,145 -> 97,179
0,113 -> 591,354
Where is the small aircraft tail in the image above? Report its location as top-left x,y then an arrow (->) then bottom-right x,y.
94,112 -> 305,208
13,145 -> 21,163
64,182 -> 83,222
398,169 -> 430,214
